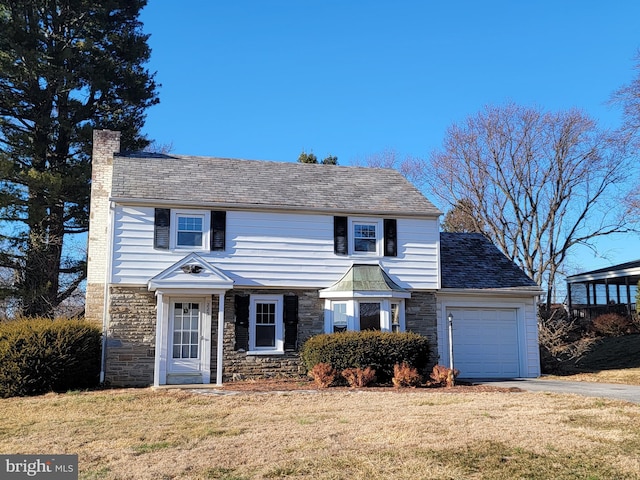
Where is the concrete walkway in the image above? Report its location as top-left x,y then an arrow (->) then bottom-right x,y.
472,378 -> 640,404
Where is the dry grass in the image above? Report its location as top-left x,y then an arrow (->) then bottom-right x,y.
1,388 -> 640,479
549,368 -> 640,385
549,334 -> 640,386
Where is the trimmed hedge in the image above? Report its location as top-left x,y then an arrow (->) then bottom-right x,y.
0,317 -> 101,398
300,331 -> 430,382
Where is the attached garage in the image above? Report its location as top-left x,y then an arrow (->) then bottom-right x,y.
448,307 -> 520,378
438,233 -> 543,379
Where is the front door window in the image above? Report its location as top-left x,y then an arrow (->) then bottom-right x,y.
172,302 -> 200,359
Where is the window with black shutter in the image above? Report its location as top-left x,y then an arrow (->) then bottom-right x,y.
384,218 -> 397,257
234,294 -> 250,351
283,295 -> 299,351
210,211 -> 226,251
334,216 -> 348,255
154,208 -> 171,249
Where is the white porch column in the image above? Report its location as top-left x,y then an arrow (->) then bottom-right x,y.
153,292 -> 168,387
216,292 -> 225,386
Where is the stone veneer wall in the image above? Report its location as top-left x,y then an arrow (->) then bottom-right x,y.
217,289 -> 325,381
103,286 -> 438,385
105,286 -> 157,386
404,291 -> 439,369
216,288 -> 439,381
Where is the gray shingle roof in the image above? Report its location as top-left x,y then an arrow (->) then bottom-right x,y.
440,232 -> 539,290
110,154 -> 441,216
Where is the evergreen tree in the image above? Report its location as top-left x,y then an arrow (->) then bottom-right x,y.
0,0 -> 159,316
297,150 -> 338,165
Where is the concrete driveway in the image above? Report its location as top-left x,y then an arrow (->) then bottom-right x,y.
472,378 -> 640,404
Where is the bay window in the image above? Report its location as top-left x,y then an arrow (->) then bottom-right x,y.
324,299 -> 406,333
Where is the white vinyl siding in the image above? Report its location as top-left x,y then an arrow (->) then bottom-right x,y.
111,206 -> 440,289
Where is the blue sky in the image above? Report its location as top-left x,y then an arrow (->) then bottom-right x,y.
139,1 -> 640,274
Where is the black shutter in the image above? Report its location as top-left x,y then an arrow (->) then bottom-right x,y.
154,208 -> 171,250
234,294 -> 250,351
334,216 -> 348,255
384,218 -> 397,257
210,211 -> 226,251
283,295 -> 299,351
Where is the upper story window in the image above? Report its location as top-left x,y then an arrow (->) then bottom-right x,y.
334,216 -> 396,257
349,218 -> 383,256
173,210 -> 209,250
353,223 -> 377,253
176,214 -> 204,247
154,208 -> 226,251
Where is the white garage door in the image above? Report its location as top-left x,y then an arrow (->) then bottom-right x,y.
450,308 -> 520,378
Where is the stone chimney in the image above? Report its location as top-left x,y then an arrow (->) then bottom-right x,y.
85,130 -> 121,323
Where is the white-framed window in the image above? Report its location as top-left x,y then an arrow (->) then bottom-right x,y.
332,302 -> 348,332
359,302 -> 382,330
326,299 -> 405,333
249,295 -> 284,353
349,218 -> 383,255
171,210 -> 210,250
391,302 -> 402,332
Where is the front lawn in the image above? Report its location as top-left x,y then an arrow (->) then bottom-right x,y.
1,388 -> 639,479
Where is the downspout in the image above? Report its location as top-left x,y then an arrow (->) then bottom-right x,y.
99,200 -> 116,384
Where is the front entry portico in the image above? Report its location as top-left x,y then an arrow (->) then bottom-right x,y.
148,253 -> 233,386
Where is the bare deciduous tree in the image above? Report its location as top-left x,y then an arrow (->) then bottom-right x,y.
428,103 -> 634,309
352,148 -> 428,188
611,52 -> 640,216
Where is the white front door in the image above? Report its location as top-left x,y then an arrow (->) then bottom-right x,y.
169,299 -> 204,374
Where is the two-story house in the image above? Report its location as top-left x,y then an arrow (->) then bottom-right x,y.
86,130 -> 542,387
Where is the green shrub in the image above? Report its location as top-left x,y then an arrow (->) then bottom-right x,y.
300,331 -> 430,382
0,317 -> 101,398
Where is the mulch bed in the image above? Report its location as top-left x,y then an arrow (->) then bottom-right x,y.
221,377 -> 522,393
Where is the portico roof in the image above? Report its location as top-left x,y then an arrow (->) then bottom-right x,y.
147,253 -> 234,292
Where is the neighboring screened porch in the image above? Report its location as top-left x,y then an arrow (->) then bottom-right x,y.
566,260 -> 640,322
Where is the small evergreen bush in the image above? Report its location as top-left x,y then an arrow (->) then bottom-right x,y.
0,317 -> 101,398
300,331 -> 430,382
392,362 -> 422,388
309,363 -> 337,388
429,364 -> 459,387
342,367 -> 377,387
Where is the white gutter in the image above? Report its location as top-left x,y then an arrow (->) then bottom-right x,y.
107,196 -> 442,219
438,287 -> 544,297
